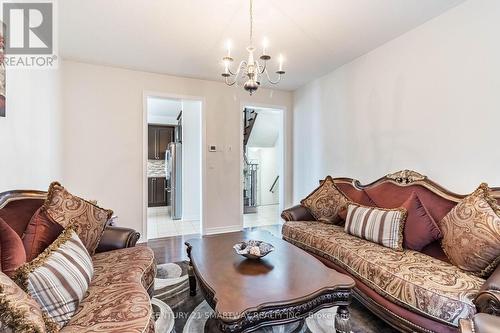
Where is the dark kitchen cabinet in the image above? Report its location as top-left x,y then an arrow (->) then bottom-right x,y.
148,177 -> 169,207
148,125 -> 174,160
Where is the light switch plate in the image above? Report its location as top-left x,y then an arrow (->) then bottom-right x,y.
208,145 -> 217,152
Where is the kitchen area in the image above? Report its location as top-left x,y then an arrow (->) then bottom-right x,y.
146,96 -> 202,239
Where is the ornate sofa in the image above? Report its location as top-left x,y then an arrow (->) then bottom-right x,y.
281,170 -> 500,333
0,190 -> 156,333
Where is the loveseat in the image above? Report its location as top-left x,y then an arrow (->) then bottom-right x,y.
0,189 -> 156,333
281,170 -> 500,333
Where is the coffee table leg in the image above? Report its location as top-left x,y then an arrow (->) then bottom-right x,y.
335,305 -> 351,333
185,242 -> 197,296
188,262 -> 197,296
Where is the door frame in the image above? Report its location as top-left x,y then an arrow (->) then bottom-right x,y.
239,101 -> 288,226
142,91 -> 206,241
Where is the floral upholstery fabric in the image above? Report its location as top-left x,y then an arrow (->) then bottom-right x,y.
0,271 -> 47,333
440,183 -> 500,278
60,246 -> 155,333
282,221 -> 485,327
301,176 -> 348,224
91,246 -> 156,291
44,182 -> 113,255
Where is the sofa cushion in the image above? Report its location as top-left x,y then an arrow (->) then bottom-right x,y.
0,217 -> 27,277
301,176 -> 348,224
23,207 -> 64,262
15,228 -> 93,328
91,246 -> 156,292
0,271 -> 49,333
0,198 -> 45,237
43,182 -> 113,255
401,192 -> 443,251
282,221 -> 484,326
60,246 -> 155,333
345,202 -> 406,250
440,183 -> 500,278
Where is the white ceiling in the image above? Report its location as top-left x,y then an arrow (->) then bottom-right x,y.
59,0 -> 465,91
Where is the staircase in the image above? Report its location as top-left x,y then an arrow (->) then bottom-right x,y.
243,108 -> 258,146
243,108 -> 258,214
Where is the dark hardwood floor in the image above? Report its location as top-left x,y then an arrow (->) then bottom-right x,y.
140,224 -> 283,264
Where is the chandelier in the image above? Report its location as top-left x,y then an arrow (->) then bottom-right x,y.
221,0 -> 285,95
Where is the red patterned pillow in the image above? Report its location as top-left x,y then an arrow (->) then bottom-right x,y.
401,192 -> 442,251
0,217 -> 27,277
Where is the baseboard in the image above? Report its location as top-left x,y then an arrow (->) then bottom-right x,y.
203,225 -> 242,235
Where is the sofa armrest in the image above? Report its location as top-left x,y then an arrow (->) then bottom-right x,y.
281,205 -> 315,222
474,265 -> 500,315
459,314 -> 500,333
95,226 -> 140,253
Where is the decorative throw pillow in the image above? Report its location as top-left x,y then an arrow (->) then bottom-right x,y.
344,202 -> 407,250
0,271 -> 47,333
0,217 -> 27,277
43,182 -> 113,255
401,192 -> 442,251
14,228 -> 94,328
338,206 -> 348,221
440,183 -> 500,277
301,176 -> 349,224
23,208 -> 64,262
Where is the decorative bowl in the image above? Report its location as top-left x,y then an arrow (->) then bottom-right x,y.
233,240 -> 275,259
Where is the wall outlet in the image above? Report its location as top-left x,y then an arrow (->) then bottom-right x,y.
208,145 -> 217,152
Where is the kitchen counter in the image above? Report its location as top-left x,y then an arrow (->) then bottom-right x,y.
147,159 -> 166,178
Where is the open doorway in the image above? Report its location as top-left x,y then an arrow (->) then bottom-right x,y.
145,95 -> 202,239
242,106 -> 284,230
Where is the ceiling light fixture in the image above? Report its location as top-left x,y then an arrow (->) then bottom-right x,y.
221,0 -> 285,95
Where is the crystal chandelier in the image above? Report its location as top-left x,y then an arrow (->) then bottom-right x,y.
221,0 -> 285,95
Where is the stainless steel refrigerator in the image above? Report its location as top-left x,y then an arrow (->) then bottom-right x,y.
166,141 -> 182,220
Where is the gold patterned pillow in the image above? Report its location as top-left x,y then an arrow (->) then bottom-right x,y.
440,183 -> 500,277
0,271 -> 49,333
301,176 -> 348,224
43,182 -> 113,255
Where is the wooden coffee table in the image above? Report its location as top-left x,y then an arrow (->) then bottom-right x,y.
185,230 -> 355,333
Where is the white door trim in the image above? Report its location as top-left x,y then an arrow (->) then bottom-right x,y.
239,101 -> 289,226
142,90 -> 206,241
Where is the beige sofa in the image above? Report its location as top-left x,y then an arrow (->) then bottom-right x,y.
281,170 -> 500,333
0,189 -> 156,333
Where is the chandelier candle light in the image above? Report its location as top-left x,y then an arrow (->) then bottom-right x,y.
221,0 -> 285,95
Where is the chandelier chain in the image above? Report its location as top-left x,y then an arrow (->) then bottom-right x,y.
249,0 -> 253,46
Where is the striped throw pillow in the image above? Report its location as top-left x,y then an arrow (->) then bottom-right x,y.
14,228 -> 93,328
344,202 -> 407,250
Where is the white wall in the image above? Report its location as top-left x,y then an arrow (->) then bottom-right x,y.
61,60 -> 293,238
293,0 -> 500,201
181,100 -> 201,221
147,114 -> 177,125
0,68 -> 61,191
147,97 -> 180,125
260,147 -> 279,205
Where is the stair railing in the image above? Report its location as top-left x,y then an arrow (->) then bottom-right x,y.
269,175 -> 279,193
